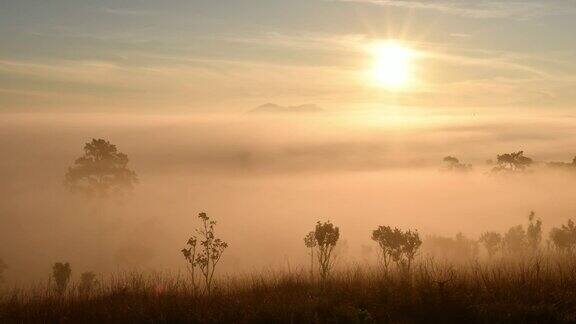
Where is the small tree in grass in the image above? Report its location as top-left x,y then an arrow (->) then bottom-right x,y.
181,212 -> 228,294
549,219 -> 576,254
371,226 -> 395,273
304,231 -> 317,280
307,221 -> 340,280
52,262 -> 72,295
371,226 -> 421,275
78,272 -> 98,294
527,211 -> 543,255
479,231 -> 502,259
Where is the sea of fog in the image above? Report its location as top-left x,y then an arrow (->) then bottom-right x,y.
1,110 -> 576,283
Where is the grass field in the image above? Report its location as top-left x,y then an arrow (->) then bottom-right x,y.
2,255 -> 576,323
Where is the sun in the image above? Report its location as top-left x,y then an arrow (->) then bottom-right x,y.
370,41 -> 414,89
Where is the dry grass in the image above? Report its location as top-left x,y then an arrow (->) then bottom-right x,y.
2,255 -> 576,323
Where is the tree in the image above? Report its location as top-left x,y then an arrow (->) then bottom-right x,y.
65,139 -> 138,267
52,262 -> 72,295
181,212 -> 228,294
65,138 -> 138,199
479,231 -> 502,259
549,219 -> 576,253
492,151 -> 533,173
526,211 -> 542,254
442,156 -> 472,172
78,272 -> 98,294
502,225 -> 527,256
372,226 -> 421,274
311,221 -> 340,280
399,229 -> 422,273
304,231 -> 317,280
371,226 -> 395,272
423,233 -> 478,263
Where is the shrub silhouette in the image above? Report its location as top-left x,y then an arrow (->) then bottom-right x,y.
308,221 -> 340,280
181,212 -> 228,294
502,225 -> 528,256
423,233 -> 478,263
78,272 -> 98,294
549,219 -> 576,253
371,225 -> 395,272
52,262 -> 72,295
479,231 -> 502,259
442,156 -> 472,172
527,211 -> 542,254
303,231 -> 317,279
65,138 -> 138,199
372,226 -> 421,274
492,151 -> 533,173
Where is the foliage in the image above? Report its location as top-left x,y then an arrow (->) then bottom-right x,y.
78,272 -> 98,294
65,138 -> 138,199
304,231 -> 317,279
502,225 -> 528,255
549,219 -> 576,253
6,257 -> 576,323
181,212 -> 228,294
372,226 -> 422,274
52,262 -> 72,294
423,233 -> 479,263
442,156 -> 472,172
479,231 -> 502,258
526,211 -> 542,254
492,151 -> 533,173
310,221 -> 340,280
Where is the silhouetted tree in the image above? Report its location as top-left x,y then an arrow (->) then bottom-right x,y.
311,221 -> 340,280
397,229 -> 422,274
549,219 -> 576,254
181,212 -> 228,294
78,272 -> 97,294
371,226 -> 395,272
65,139 -> 138,199
527,211 -> 542,254
65,139 -> 138,267
502,225 -> 528,256
479,231 -> 502,259
423,233 -> 478,263
373,226 -> 421,274
442,156 -> 472,172
52,262 -> 72,295
304,231 -> 317,280
492,151 -> 533,173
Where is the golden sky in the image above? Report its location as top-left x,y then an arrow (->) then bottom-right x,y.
1,0 -> 575,113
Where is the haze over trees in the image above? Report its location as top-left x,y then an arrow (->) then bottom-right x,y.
52,262 -> 71,295
65,138 -> 138,200
549,219 -> 576,253
492,151 -> 533,173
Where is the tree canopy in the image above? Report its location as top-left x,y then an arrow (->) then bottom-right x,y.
65,139 -> 138,198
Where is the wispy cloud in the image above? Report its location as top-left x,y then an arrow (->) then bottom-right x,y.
328,0 -> 574,19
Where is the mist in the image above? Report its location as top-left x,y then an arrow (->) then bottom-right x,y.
2,110 -> 576,284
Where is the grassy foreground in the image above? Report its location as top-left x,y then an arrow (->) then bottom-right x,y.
2,257 -> 576,323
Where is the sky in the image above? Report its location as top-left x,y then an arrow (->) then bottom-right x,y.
1,0 -> 576,113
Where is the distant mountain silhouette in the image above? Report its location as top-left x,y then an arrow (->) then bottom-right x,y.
248,103 -> 323,114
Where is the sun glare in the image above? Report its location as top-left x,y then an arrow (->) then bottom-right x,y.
370,41 -> 414,89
